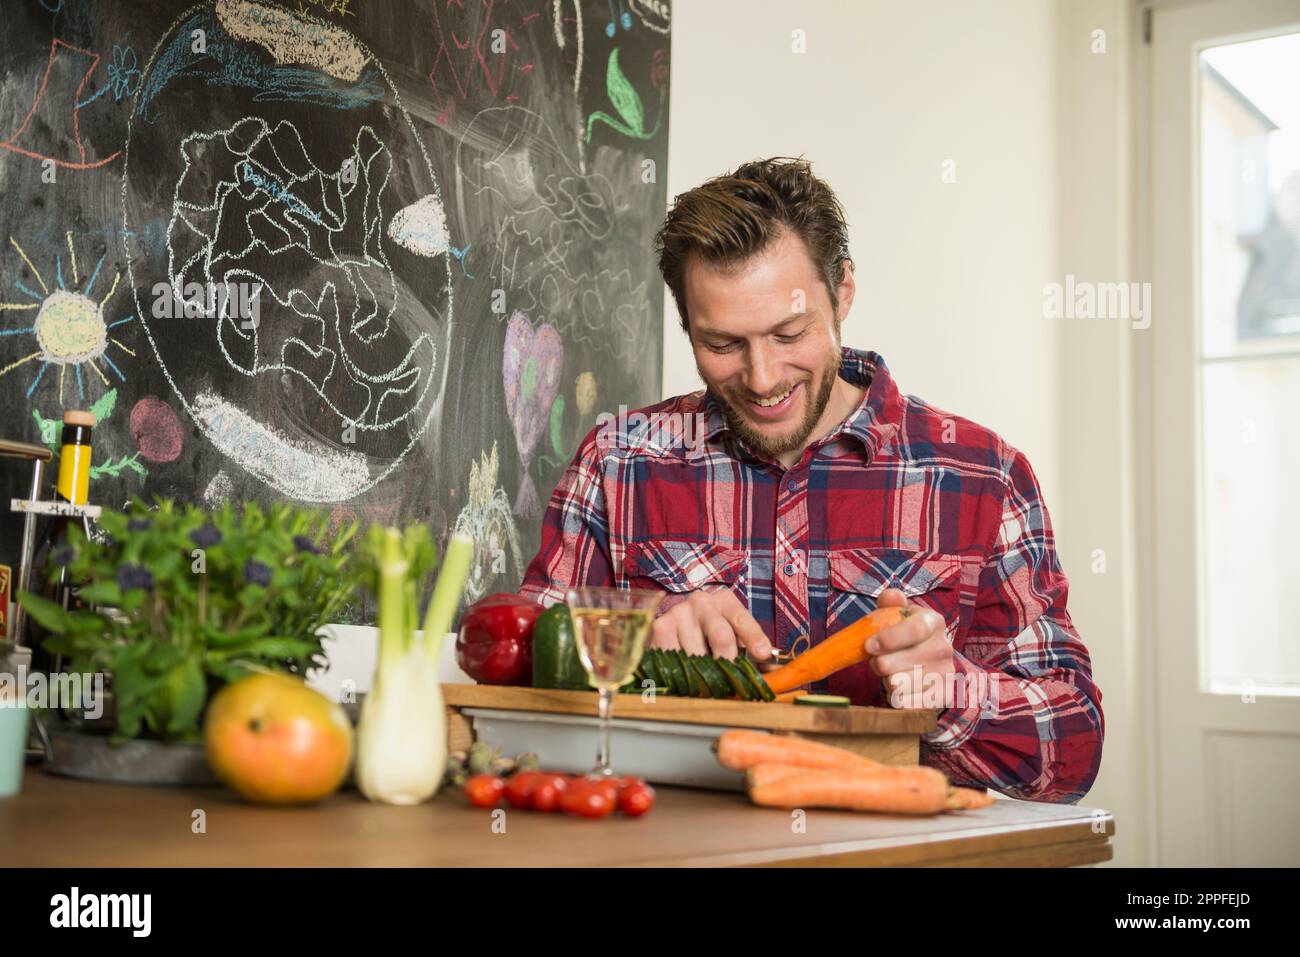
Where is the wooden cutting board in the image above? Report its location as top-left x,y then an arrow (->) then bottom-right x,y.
441,684 -> 938,766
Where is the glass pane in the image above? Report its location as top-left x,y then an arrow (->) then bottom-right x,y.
1199,34 -> 1300,356
1201,360 -> 1300,693
1198,34 -> 1300,694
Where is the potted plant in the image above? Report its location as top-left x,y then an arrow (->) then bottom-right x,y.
18,498 -> 362,780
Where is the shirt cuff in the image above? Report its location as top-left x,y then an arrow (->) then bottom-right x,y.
921,649 -> 991,751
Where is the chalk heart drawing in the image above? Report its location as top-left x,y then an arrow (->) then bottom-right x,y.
121,0 -> 453,503
503,311 -> 562,519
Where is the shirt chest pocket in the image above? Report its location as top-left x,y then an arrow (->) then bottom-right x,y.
826,548 -> 964,641
621,540 -> 750,614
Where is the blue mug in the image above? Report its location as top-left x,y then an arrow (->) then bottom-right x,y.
0,690 -> 31,798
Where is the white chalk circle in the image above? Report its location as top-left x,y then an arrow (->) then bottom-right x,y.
122,1 -> 453,502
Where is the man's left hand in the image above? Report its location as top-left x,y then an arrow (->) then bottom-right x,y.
867,588 -> 955,709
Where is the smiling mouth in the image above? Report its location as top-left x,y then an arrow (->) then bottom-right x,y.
753,385 -> 795,407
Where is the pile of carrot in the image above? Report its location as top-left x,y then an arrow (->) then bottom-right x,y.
713,729 -> 995,815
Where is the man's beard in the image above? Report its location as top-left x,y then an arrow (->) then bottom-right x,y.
715,347 -> 843,460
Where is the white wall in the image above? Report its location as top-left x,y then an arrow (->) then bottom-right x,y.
663,0 -> 1062,500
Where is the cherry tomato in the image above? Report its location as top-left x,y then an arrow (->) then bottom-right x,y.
619,782 -> 656,817
560,780 -> 615,818
529,774 -> 571,813
612,775 -> 647,794
464,775 -> 506,808
587,777 -> 619,806
504,771 -> 543,809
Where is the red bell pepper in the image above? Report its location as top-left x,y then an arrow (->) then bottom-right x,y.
456,593 -> 542,685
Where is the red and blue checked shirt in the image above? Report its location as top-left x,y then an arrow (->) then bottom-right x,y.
520,348 -> 1104,803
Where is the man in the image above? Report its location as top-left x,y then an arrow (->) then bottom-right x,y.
521,158 -> 1103,803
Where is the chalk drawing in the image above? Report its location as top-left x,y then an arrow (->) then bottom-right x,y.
575,370 -> 597,417
192,391 -> 371,502
129,396 -> 185,464
453,441 -> 523,603
216,0 -> 370,82
123,3 -> 454,502
77,45 -> 144,107
388,195 -> 450,258
0,39 -> 121,169
585,47 -> 664,143
628,0 -> 670,35
605,0 -> 632,37
1,234 -> 133,406
204,470 -> 235,506
503,311 -> 563,519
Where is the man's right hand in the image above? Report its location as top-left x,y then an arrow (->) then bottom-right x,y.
649,588 -> 774,665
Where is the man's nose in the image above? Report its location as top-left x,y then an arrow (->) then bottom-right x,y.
745,345 -> 781,397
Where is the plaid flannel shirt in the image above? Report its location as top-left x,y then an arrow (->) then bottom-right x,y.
520,348 -> 1104,802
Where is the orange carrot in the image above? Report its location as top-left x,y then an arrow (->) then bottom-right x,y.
773,690 -> 809,703
747,765 -> 950,815
944,787 -> 996,810
763,606 -> 912,695
744,762 -> 823,790
713,729 -> 882,772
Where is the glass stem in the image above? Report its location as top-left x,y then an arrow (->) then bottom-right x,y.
596,687 -> 613,775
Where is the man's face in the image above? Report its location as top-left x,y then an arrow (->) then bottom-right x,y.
684,228 -> 853,460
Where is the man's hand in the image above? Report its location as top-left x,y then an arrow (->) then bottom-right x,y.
649,588 -> 774,663
869,588 -> 955,708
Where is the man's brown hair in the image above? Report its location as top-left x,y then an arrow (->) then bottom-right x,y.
654,157 -> 852,335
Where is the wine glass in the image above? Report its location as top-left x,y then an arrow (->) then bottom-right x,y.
565,586 -> 663,778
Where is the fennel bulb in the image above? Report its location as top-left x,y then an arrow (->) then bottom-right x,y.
356,527 -> 474,805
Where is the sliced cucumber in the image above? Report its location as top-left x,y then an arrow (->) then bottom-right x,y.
693,657 -> 733,698
676,651 -> 704,696
735,655 -> 777,702
793,694 -> 851,708
639,651 -> 664,689
664,652 -> 690,696
715,657 -> 754,700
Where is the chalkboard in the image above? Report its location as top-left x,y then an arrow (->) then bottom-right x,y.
0,0 -> 670,610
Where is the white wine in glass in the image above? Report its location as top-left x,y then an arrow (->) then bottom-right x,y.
566,587 -> 663,778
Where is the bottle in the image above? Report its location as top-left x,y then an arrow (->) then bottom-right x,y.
55,409 -> 94,505
28,410 -> 96,674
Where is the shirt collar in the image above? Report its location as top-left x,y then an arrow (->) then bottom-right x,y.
689,348 -> 904,465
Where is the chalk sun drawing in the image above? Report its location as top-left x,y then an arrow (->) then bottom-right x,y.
0,232 -> 135,406
122,2 -> 454,503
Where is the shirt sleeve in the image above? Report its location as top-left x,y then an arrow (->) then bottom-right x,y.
518,426 -> 615,607
919,449 -> 1105,804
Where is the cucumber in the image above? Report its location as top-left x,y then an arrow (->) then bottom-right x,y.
663,652 -> 690,696
692,656 -> 733,698
794,694 -> 851,708
715,657 -> 755,700
639,652 -> 664,689
735,655 -> 777,702
677,651 -> 704,696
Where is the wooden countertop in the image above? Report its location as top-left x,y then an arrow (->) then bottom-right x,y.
0,770 -> 1114,867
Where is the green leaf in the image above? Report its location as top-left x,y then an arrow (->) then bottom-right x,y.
549,395 -> 565,456
162,660 -> 206,735
90,387 -> 118,426
76,581 -> 123,607
605,48 -> 644,135
16,590 -> 71,633
209,637 -> 317,662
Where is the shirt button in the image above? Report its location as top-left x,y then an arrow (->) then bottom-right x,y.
783,563 -> 795,576
786,478 -> 798,492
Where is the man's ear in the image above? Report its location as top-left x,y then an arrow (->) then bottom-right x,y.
836,259 -> 857,324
